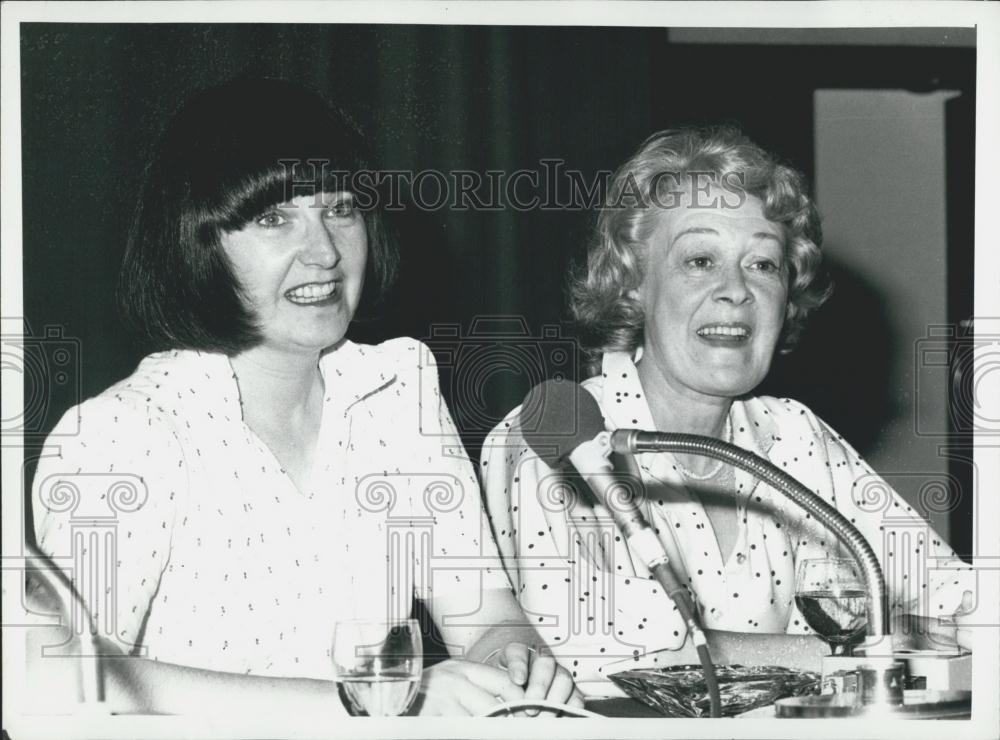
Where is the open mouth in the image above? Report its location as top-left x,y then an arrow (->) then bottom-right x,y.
285,280 -> 340,305
696,322 -> 751,343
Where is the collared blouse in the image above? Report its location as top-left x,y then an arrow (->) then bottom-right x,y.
481,351 -> 974,681
33,338 -> 509,680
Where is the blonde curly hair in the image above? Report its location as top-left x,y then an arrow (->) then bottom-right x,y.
569,126 -> 831,376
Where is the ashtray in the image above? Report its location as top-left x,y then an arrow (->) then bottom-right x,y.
608,664 -> 821,717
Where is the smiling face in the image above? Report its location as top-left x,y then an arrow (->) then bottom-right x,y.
219,192 -> 368,356
635,187 -> 789,403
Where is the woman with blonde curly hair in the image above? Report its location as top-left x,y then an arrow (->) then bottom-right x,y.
482,127 -> 973,684
570,127 -> 829,372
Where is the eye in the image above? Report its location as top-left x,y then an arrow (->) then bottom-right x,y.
325,197 -> 357,220
749,258 -> 782,274
255,210 -> 288,228
687,256 -> 714,269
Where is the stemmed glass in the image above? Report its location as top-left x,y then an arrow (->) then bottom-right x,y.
332,618 -> 423,716
794,558 -> 869,655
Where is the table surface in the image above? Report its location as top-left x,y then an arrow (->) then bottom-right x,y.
585,696 -> 665,717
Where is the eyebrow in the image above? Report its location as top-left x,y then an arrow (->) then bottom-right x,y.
673,226 -> 784,245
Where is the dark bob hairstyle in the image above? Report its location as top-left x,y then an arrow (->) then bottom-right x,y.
119,77 -> 397,355
569,126 -> 832,376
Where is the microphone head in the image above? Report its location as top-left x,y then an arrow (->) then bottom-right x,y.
518,380 -> 606,468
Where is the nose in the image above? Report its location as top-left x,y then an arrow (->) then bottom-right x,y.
714,262 -> 753,305
300,218 -> 341,268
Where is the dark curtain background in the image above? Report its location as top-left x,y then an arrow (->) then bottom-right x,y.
19,25 -> 974,560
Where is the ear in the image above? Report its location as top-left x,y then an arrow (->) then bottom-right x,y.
625,286 -> 641,302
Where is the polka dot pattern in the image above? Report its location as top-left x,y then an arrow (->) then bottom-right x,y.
34,339 -> 508,679
481,350 -> 974,682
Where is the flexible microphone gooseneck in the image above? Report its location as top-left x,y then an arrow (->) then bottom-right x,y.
517,380 -> 722,718
608,428 -> 889,640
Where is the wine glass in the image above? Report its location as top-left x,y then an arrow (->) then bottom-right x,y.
794,558 -> 869,655
332,618 -> 423,716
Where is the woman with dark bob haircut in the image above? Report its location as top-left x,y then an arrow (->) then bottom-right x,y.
118,77 -> 399,355
32,78 -> 581,716
483,127 -> 974,684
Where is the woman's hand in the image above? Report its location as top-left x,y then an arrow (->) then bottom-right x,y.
488,643 -> 584,716
428,590 -> 584,714
892,590 -> 975,653
412,659 -> 526,716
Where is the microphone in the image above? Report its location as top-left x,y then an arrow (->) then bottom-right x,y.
517,380 -> 709,637
611,428 -> 689,454
518,379 -> 720,716
518,380 -> 670,570
610,428 -> 729,457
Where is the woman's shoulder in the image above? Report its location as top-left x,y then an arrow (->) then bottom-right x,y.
743,394 -> 814,416
35,353 -> 209,495
348,336 -> 431,368
320,338 -> 444,415
326,337 -> 430,372
740,394 -> 848,445
741,394 -> 817,425
51,350 -> 225,438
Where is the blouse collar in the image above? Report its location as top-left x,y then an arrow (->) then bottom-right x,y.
138,340 -> 398,422
598,350 -> 779,458
318,340 -> 399,416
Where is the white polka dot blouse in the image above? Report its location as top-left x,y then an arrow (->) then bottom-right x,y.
33,338 -> 509,679
481,351 -> 975,682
